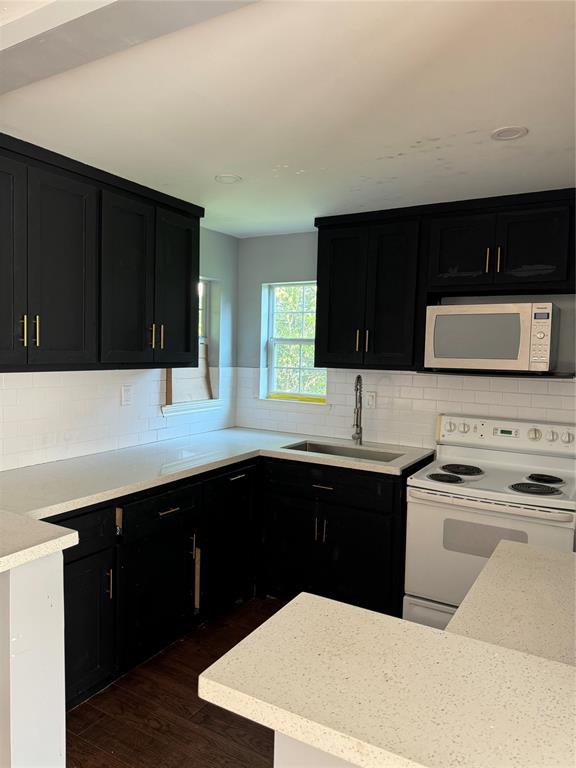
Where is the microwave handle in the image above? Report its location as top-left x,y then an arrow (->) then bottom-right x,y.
408,488 -> 574,523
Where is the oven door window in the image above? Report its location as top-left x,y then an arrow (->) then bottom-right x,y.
434,313 -> 521,359
443,518 -> 528,558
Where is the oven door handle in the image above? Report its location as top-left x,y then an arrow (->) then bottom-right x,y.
408,488 -> 574,523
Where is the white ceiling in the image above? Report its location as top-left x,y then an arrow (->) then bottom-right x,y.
0,0 -> 574,237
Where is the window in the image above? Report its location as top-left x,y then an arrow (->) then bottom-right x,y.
267,282 -> 327,402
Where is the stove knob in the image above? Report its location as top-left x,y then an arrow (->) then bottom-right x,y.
546,430 -> 558,442
560,431 -> 574,444
527,428 -> 542,441
458,422 -> 470,434
445,421 -> 457,433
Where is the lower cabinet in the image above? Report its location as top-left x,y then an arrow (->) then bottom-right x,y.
199,466 -> 256,614
259,460 -> 405,616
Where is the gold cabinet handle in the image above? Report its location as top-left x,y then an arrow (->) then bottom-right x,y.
159,505 -> 180,517
194,547 -> 201,611
365,329 -> 369,353
106,568 -> 113,601
229,474 -> 246,482
33,315 -> 41,347
150,323 -> 156,349
322,518 -> 327,544
484,247 -> 490,273
312,483 -> 333,491
314,515 -> 318,542
355,329 -> 360,352
496,246 -> 501,273
19,315 -> 28,347
160,323 -> 165,350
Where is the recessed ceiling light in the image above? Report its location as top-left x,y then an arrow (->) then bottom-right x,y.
214,174 -> 243,184
491,126 -> 529,141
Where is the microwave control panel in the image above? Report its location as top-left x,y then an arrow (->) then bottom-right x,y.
529,302 -> 554,372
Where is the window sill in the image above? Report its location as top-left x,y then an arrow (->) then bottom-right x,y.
162,399 -> 224,417
259,395 -> 331,412
267,393 -> 326,404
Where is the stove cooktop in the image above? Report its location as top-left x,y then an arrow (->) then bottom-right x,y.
440,464 -> 483,476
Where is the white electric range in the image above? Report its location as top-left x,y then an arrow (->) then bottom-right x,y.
404,414 -> 575,629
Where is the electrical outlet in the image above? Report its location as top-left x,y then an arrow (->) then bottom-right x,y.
365,391 -> 376,409
121,384 -> 134,407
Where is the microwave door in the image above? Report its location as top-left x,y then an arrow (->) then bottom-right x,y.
424,304 -> 533,371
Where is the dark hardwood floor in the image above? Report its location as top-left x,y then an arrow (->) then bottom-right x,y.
67,598 -> 286,768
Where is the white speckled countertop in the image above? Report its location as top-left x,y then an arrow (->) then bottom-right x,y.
0,511 -> 77,574
0,428 -> 432,521
199,589 -> 575,768
446,540 -> 575,665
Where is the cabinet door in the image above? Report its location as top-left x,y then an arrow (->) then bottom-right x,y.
494,205 -> 570,284
27,166 -> 98,365
428,214 -> 495,286
260,492 -> 319,598
101,192 -> 155,364
154,208 -> 199,365
315,227 -> 369,366
364,221 -> 419,368
0,155 -> 27,367
64,548 -> 116,705
320,503 -> 400,615
120,514 -> 189,667
200,467 -> 255,613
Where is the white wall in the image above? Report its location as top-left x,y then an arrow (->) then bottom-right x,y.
0,228 -> 238,472
236,368 -> 576,448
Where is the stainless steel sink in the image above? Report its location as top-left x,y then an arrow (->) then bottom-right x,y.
285,441 -> 403,463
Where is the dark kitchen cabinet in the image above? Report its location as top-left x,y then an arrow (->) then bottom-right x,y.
119,483 -> 200,667
315,221 -> 420,369
27,167 -> 99,365
61,506 -> 118,706
315,227 -> 369,366
154,208 -> 199,365
100,192 -> 155,365
364,222 -> 420,367
428,214 -> 494,287
64,548 -> 116,705
0,155 -> 27,367
259,459 -> 406,616
427,205 -> 571,288
199,466 -> 256,613
320,502 -> 400,614
494,206 -> 570,284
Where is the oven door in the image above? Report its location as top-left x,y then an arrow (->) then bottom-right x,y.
424,303 -> 534,371
405,488 -> 575,607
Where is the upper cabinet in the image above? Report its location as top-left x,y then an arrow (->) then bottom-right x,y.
428,204 -> 571,288
28,167 -> 99,365
315,221 -> 420,369
0,155 -> 27,367
0,133 -> 203,372
100,192 -> 156,365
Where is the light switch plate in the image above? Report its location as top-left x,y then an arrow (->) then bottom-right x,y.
365,391 -> 376,409
121,384 -> 134,407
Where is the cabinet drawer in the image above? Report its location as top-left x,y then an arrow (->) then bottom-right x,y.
121,484 -> 200,542
203,465 -> 255,505
62,507 -> 117,563
263,460 -> 397,512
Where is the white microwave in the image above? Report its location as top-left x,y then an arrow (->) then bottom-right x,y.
424,302 -> 558,372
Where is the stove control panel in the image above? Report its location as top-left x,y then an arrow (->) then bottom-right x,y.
438,415 -> 575,455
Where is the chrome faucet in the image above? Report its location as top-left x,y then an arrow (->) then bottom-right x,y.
352,375 -> 363,445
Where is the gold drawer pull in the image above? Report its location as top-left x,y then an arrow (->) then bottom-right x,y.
160,323 -> 165,350
34,314 -> 40,347
229,474 -> 246,482
150,323 -> 156,349
20,314 -> 28,347
159,506 -> 180,517
496,246 -> 501,273
365,329 -> 369,353
106,568 -> 113,601
484,247 -> 490,273
322,518 -> 327,544
312,483 -> 333,491
355,329 -> 360,352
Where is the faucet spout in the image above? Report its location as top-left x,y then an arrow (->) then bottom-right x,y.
352,375 -> 363,445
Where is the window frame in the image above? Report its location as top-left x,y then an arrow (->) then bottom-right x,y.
266,281 -> 327,404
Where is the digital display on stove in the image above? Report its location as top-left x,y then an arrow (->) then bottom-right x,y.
534,312 -> 549,319
493,427 -> 518,437
500,429 -> 513,435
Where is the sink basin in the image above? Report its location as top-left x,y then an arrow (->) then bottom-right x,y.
285,441 -> 403,463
